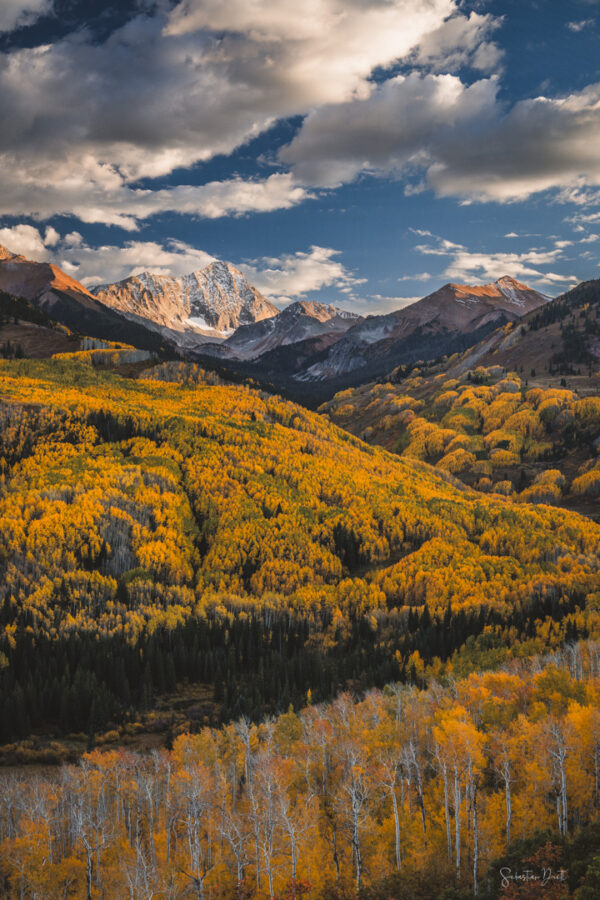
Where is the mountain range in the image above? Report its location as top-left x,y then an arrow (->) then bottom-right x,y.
288,276 -> 549,387
0,242 -> 552,398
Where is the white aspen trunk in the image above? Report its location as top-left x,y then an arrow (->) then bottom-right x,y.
556,793 -> 562,836
561,765 -> 568,836
472,781 -> 479,898
391,790 -> 402,872
454,769 -> 462,879
352,810 -> 362,893
442,763 -> 452,861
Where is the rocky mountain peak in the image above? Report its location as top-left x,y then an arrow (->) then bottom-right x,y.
94,260 -> 278,340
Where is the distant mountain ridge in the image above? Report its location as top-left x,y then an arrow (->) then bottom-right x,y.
208,299 -> 362,361
293,276 -> 550,386
0,242 -> 554,401
437,277 -> 600,378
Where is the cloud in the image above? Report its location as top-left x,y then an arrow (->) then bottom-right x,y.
0,0 -> 50,33
0,223 -> 53,259
570,211 -> 600,225
416,82 -> 600,203
280,72 -> 499,187
3,0 -> 597,260
0,170 -> 312,230
240,245 -> 365,303
0,226 -> 364,307
413,231 -> 579,289
398,271 -> 432,281
62,239 -> 217,286
0,0 -> 487,223
0,224 -> 215,284
567,19 -> 594,32
411,10 -> 502,73
281,73 -> 600,204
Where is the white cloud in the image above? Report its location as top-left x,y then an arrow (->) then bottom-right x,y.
281,73 -> 600,205
280,72 -> 498,187
413,231 -> 579,289
65,240 -> 217,286
398,271 -> 432,281
0,166 -> 312,230
241,245 -> 365,303
0,0 -> 490,223
571,212 -> 600,225
411,10 -> 502,73
43,225 -> 60,247
0,226 -> 365,306
0,224 -> 215,284
567,19 -> 594,32
425,82 -> 600,202
0,0 -> 50,33
0,223 -> 52,260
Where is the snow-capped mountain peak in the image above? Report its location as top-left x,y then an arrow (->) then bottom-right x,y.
93,260 -> 278,342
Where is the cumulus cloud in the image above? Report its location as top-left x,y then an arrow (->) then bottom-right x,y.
61,240 -> 217,286
0,223 -> 53,259
412,231 -> 579,289
2,0 -> 598,249
241,246 -> 366,304
398,271 -> 432,282
281,74 -> 600,205
411,10 -> 502,73
0,169 -> 311,230
0,0 -> 489,223
567,19 -> 594,32
427,83 -> 600,202
0,224 -> 215,283
280,72 -> 498,187
0,0 -> 51,33
0,226 -> 364,307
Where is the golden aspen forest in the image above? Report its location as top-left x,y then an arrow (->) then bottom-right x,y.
4,0 -> 600,897
3,641 -> 600,899
2,353 -> 600,898
323,281 -> 600,513
323,364 -> 600,507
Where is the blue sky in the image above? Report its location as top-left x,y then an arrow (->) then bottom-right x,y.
0,0 -> 599,312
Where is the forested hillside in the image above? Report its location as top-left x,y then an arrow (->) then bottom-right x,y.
323,364 -> 600,514
2,641 -> 600,898
2,358 -> 600,749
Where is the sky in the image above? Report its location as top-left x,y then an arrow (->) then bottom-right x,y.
0,0 -> 599,313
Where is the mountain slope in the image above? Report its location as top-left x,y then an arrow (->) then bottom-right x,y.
1,355 -> 600,742
296,276 -> 550,385
441,277 -> 600,377
209,299 -> 361,361
323,278 -> 600,514
0,245 -> 172,355
94,260 -> 278,343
